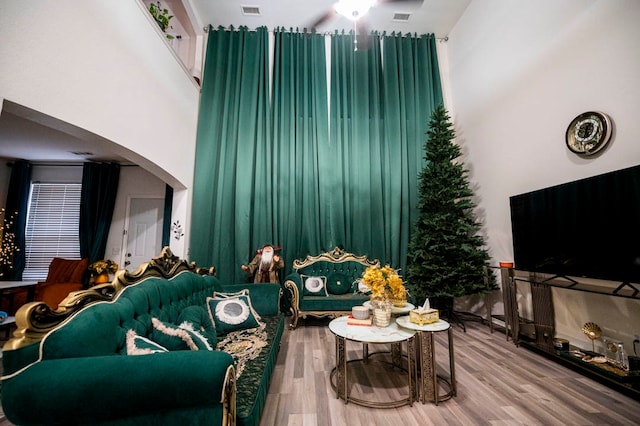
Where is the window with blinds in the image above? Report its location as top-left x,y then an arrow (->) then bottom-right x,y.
23,183 -> 82,281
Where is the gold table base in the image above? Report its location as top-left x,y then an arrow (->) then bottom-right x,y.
330,336 -> 418,408
416,327 -> 456,404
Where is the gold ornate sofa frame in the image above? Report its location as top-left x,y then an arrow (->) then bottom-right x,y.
5,246 -> 215,351
284,247 -> 380,329
1,247 -> 243,426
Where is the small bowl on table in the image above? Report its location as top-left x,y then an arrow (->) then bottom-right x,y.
352,306 -> 369,320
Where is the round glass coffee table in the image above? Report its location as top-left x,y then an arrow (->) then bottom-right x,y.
328,316 -> 417,408
395,316 -> 456,404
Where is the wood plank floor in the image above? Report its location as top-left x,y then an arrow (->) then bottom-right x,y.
1,319 -> 639,425
261,318 -> 640,426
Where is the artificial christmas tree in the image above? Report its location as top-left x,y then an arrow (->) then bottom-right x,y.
406,105 -> 496,319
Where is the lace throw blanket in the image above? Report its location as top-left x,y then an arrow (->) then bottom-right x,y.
217,321 -> 267,378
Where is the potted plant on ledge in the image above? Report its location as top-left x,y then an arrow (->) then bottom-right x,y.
148,1 -> 175,40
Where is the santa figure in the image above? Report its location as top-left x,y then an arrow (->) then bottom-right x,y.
241,244 -> 284,283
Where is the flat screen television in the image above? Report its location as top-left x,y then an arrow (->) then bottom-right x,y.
510,164 -> 640,284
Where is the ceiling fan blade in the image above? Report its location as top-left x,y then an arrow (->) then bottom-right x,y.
355,19 -> 372,51
378,0 -> 424,4
307,8 -> 338,31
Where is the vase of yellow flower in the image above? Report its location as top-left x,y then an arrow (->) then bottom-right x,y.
362,264 -> 406,325
362,264 -> 405,301
88,259 -> 119,284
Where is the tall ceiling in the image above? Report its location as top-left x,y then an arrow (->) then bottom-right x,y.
187,0 -> 471,37
0,0 -> 470,165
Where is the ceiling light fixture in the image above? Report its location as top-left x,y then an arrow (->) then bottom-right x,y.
334,0 -> 376,21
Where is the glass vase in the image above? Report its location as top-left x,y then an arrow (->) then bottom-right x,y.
373,300 -> 392,327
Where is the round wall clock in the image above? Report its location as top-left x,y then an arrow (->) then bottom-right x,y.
565,111 -> 613,155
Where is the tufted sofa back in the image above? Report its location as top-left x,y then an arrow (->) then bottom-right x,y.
41,271 -> 220,360
298,261 -> 368,292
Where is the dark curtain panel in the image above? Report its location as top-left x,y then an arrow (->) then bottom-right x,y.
3,160 -> 32,280
327,32 -> 385,260
380,33 -> 443,271
79,162 -> 120,264
161,184 -> 173,247
326,32 -> 443,271
271,28 -> 329,273
190,26 -> 271,283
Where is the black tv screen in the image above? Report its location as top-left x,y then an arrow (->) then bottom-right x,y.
510,165 -> 640,284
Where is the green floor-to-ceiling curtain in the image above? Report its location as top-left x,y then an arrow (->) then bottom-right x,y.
271,28 -> 329,270
191,28 -> 443,280
326,32 -> 385,260
380,33 -> 443,271
325,32 -> 442,272
191,26 -> 271,283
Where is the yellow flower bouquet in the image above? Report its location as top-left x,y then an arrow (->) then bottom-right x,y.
88,259 -> 119,275
361,264 -> 406,306
88,259 -> 119,284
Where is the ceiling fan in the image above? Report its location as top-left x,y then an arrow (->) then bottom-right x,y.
307,0 -> 424,50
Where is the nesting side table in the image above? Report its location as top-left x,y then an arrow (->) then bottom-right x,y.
396,316 -> 456,404
328,316 -> 417,408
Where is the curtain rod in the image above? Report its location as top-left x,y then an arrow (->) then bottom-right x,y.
6,162 -> 138,168
203,25 -> 448,41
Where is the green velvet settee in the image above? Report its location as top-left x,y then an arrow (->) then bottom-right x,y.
1,248 -> 284,426
283,247 -> 380,329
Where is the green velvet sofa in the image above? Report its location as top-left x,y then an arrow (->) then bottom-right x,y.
1,248 -> 284,426
283,247 -> 380,328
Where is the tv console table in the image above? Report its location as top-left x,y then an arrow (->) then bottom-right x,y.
499,266 -> 640,401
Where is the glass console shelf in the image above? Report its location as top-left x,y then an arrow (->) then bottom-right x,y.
509,269 -> 640,300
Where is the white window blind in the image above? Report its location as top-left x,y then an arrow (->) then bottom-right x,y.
23,183 -> 82,281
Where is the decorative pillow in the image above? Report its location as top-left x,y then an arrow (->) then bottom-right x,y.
213,289 -> 249,299
177,306 -> 218,348
326,272 -> 351,295
301,275 -> 328,296
151,318 -> 213,351
206,294 -> 260,335
354,279 -> 371,294
125,329 -> 168,355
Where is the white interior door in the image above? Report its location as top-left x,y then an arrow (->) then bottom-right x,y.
123,197 -> 164,271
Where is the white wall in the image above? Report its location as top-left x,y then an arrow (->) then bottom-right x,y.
445,0 -> 640,352
0,0 -> 200,256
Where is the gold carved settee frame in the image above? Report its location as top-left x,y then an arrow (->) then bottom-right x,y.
284,247 -> 380,329
3,247 -> 234,425
4,247 -> 214,351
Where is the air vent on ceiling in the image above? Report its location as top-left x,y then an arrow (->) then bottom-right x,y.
393,13 -> 411,22
71,151 -> 94,156
241,5 -> 261,16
